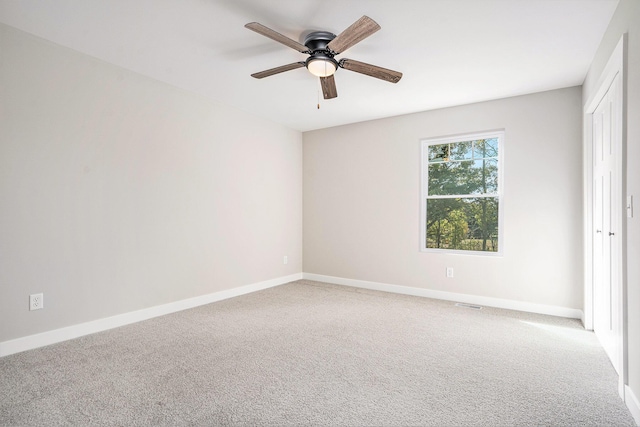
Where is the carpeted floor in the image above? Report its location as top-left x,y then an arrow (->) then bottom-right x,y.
0,280 -> 636,426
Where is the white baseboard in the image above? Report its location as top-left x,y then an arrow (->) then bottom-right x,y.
0,272 -> 586,358
626,385 -> 640,426
302,273 -> 583,319
0,273 -> 302,358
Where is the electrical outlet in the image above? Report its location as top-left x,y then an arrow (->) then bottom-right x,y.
446,267 -> 454,278
283,255 -> 288,265
30,293 -> 44,311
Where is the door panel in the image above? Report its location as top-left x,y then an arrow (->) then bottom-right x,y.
592,75 -> 619,373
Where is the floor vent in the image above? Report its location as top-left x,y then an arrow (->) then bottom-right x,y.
455,302 -> 483,310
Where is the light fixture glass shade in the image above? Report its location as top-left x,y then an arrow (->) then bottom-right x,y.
307,58 -> 337,77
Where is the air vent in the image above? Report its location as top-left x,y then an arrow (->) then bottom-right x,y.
455,302 -> 483,310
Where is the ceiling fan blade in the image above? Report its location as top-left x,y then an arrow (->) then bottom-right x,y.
339,59 -> 402,83
245,22 -> 310,53
251,62 -> 305,79
320,75 -> 338,99
326,16 -> 381,55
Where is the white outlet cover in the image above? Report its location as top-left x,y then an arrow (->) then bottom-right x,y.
29,293 -> 44,310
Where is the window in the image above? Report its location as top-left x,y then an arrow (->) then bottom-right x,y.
420,131 -> 504,255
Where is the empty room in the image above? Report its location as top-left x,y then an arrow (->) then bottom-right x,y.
1,0 -> 640,425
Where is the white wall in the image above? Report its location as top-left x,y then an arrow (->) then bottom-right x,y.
583,0 -> 640,419
303,87 -> 583,311
0,24 -> 303,343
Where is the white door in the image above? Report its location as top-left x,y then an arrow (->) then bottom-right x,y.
592,74 -> 620,374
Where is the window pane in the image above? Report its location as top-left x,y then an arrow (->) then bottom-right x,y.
428,144 -> 449,163
428,159 -> 498,195
426,197 -> 499,252
428,161 -> 466,195
474,138 -> 499,159
473,158 -> 498,194
450,141 -> 473,160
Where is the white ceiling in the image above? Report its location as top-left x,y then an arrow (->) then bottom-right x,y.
0,0 -> 619,132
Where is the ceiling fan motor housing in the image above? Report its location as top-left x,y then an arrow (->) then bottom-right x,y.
304,31 -> 339,72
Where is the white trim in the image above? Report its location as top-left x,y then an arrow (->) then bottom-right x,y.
584,37 -> 625,112
625,385 -> 640,426
303,273 -> 583,319
583,104 -> 594,331
583,34 -> 627,395
0,273 -> 302,358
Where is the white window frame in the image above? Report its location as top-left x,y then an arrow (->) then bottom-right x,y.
420,130 -> 505,256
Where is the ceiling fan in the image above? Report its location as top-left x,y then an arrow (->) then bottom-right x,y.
245,16 -> 403,100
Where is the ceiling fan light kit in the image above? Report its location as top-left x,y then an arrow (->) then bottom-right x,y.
245,15 -> 402,100
306,57 -> 338,77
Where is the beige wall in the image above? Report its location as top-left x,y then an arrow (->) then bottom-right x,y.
0,24 -> 303,342
583,0 -> 640,413
303,87 -> 583,310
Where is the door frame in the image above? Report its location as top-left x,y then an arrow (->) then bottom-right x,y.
583,34 -> 627,397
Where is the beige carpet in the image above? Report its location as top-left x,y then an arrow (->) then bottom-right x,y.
0,280 -> 636,426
